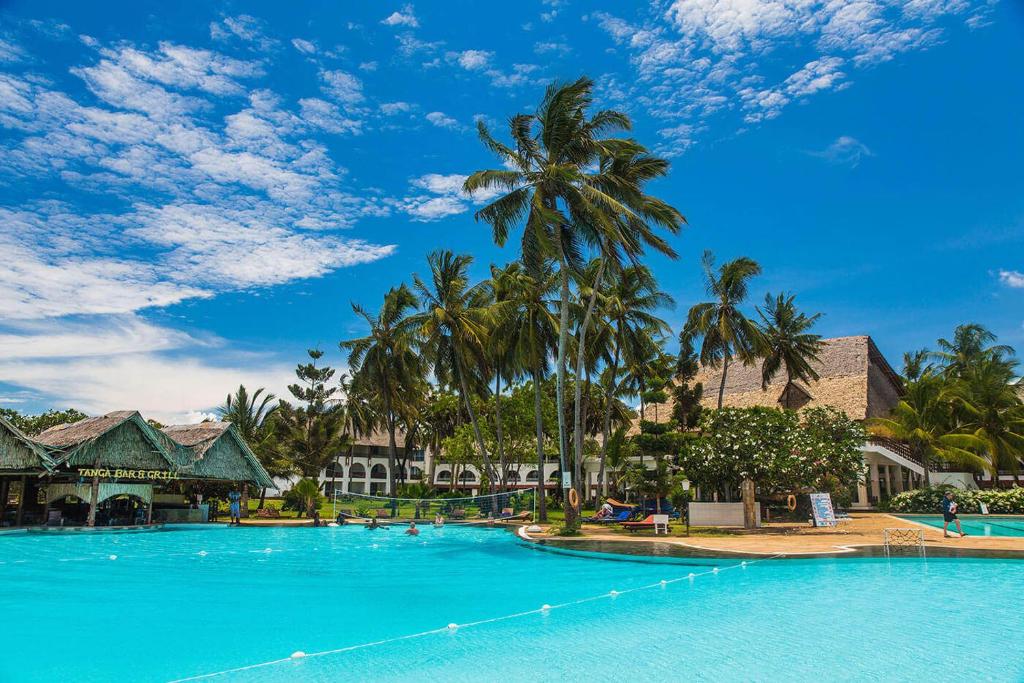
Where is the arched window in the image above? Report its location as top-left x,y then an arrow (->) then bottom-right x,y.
548,470 -> 561,481
525,470 -> 539,482
349,463 -> 366,479
506,470 -> 520,484
459,470 -> 476,483
370,464 -> 387,479
409,466 -> 423,479
325,462 -> 344,478
436,470 -> 452,482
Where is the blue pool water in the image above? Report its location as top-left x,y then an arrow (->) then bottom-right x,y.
1,525 -> 1022,682
900,514 -> 1024,537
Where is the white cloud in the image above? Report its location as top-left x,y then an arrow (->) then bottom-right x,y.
592,1 -> 981,146
0,37 -> 27,63
534,41 -> 572,56
380,101 -> 412,115
809,135 -> 873,167
425,111 -> 459,129
299,97 -> 363,134
999,270 -> 1024,289
400,172 -> 505,221
382,4 -> 419,28
0,316 -> 198,360
358,61 -> 378,71
291,38 -> 317,54
448,49 -> 493,70
209,15 -> 277,50
319,69 -> 364,105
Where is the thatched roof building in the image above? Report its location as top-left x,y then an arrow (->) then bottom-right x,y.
161,422 -> 273,488
35,410 -> 177,470
0,415 -> 54,473
640,335 -> 903,428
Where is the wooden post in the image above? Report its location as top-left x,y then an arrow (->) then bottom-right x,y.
0,477 -> 9,522
741,478 -> 757,529
15,476 -> 26,526
146,499 -> 153,525
86,472 -> 100,527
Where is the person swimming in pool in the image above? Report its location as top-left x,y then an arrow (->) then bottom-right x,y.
434,513 -> 444,527
942,490 -> 966,538
405,521 -> 420,536
228,488 -> 242,526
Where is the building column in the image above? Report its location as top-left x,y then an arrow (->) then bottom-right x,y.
869,462 -> 881,503
895,467 -> 905,493
15,475 -> 27,526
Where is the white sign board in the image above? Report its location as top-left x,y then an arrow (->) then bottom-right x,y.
561,472 -> 572,490
809,492 -> 837,527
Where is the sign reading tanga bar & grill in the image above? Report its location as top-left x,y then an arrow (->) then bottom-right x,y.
78,468 -> 179,481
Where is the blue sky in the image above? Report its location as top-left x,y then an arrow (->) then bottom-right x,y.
0,0 -> 1021,423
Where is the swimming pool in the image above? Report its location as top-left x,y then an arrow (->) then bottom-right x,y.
1,525 -> 1022,682
900,514 -> 1024,537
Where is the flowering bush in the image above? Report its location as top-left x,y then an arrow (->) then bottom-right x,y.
885,485 -> 1024,514
679,406 -> 866,496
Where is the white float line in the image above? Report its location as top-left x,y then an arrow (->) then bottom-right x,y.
167,553 -> 783,682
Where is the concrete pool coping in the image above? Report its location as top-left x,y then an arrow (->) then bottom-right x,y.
515,513 -> 1024,561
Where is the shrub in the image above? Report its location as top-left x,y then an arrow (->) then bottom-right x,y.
884,486 -> 1024,514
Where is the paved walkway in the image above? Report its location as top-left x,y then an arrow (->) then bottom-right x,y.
526,513 -> 1024,556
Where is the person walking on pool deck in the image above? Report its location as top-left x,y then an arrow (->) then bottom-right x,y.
228,488 -> 242,526
942,490 -> 966,538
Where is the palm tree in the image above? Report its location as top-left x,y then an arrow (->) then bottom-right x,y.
342,284 -> 425,495
902,349 -> 931,382
684,251 -> 763,409
931,323 -> 1014,377
465,77 -> 683,528
410,251 -> 499,488
952,357 -> 1024,484
486,262 -> 528,489
218,385 -> 280,509
756,292 -> 824,408
866,373 -> 989,486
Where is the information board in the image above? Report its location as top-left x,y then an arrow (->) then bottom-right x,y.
809,492 -> 837,527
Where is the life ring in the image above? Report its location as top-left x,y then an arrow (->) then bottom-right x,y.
786,494 -> 797,512
568,488 -> 580,510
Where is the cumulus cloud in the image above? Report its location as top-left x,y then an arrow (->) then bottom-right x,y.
448,49 -> 493,70
380,101 -> 412,115
319,69 -> 364,105
425,111 -> 459,129
999,270 -> 1024,289
299,97 -> 363,134
381,4 -> 419,28
291,38 -> 317,54
400,172 -> 505,222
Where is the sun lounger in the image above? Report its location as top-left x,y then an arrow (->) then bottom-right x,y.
499,507 -> 515,518
585,509 -> 631,523
621,514 -> 669,534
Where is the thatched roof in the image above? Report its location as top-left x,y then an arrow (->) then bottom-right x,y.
0,414 -> 54,473
637,335 -> 903,430
35,411 -> 178,470
352,428 -> 409,449
162,421 -> 273,488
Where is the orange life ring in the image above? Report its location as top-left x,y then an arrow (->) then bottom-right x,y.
786,494 -> 797,512
568,488 -> 580,510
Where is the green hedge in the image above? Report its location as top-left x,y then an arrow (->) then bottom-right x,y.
884,486 -> 1024,514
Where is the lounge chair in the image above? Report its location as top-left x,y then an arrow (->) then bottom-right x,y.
499,507 -> 515,518
604,498 -> 634,512
621,514 -> 670,535
585,509 -> 631,524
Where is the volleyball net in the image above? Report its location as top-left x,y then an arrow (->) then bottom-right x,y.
327,490 -> 536,522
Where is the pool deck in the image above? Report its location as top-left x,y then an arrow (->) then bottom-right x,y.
522,513 -> 1024,558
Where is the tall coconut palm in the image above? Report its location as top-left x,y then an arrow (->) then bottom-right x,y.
410,251 -> 499,488
902,349 -> 931,382
508,263 -> 559,520
465,77 -> 683,528
684,250 -> 764,409
931,323 -> 1014,377
952,357 -> 1024,484
341,284 -> 424,495
756,292 -> 824,408
866,373 -> 989,485
218,385 -> 281,509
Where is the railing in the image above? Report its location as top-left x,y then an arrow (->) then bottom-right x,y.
867,436 -> 923,467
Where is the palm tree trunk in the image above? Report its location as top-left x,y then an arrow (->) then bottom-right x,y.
457,362 -> 497,489
533,371 -> 548,522
494,366 -> 507,491
258,487 -> 266,510
556,262 -> 576,529
382,388 -> 398,496
598,336 -> 621,499
717,354 -> 730,409
573,258 -> 604,507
